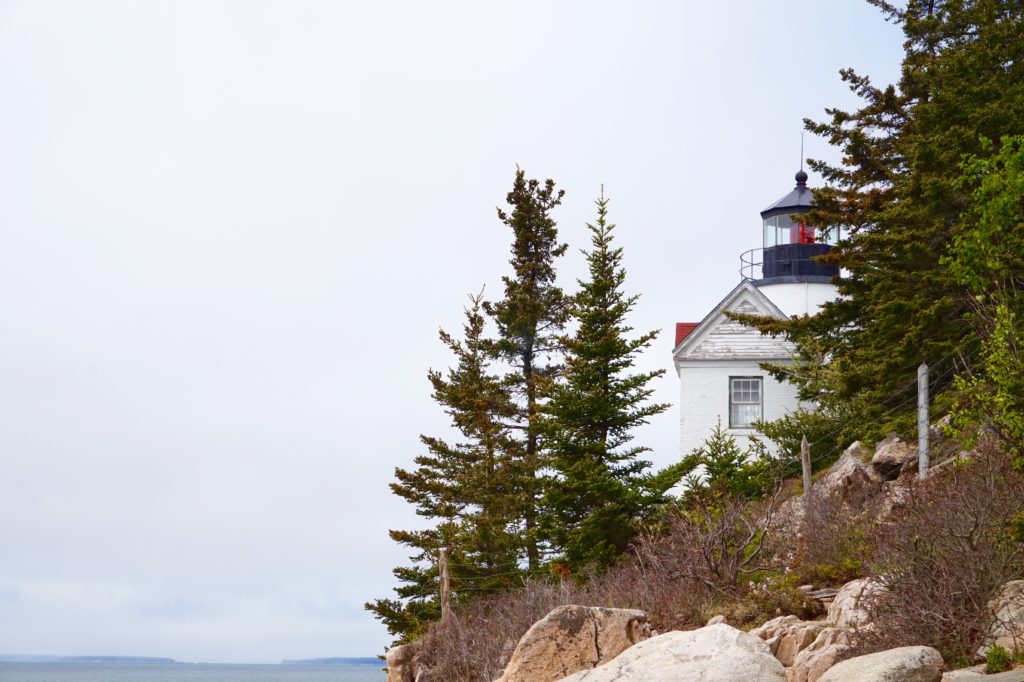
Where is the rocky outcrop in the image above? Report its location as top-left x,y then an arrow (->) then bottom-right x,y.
871,435 -> 918,480
556,623 -> 785,682
828,577 -> 882,629
385,643 -> 416,682
817,645 -> 943,682
495,605 -> 650,682
749,615 -> 825,667
979,580 -> 1024,657
818,442 -> 885,503
788,627 -> 852,682
776,442 -> 884,536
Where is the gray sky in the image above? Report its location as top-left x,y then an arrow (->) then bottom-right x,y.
0,0 -> 903,663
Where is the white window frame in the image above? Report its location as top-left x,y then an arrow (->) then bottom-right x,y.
729,376 -> 763,429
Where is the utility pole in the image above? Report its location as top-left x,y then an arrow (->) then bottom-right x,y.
439,547 -> 451,621
918,362 -> 930,480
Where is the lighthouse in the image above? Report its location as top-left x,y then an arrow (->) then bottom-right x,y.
747,169 -> 839,316
672,171 -> 839,455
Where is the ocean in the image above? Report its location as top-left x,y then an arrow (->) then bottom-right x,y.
0,662 -> 385,682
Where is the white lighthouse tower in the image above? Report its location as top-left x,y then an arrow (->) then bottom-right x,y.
672,171 -> 839,455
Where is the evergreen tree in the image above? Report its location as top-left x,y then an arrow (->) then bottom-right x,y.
540,191 -> 671,569
366,293 -> 523,643
745,0 -> 1024,449
679,420 -> 778,503
484,169 -> 569,570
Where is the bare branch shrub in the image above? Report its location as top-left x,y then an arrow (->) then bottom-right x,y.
849,442 -> 1024,665
792,487 -> 877,586
631,493 -> 780,622
408,492 -> 782,681
413,581 -> 572,682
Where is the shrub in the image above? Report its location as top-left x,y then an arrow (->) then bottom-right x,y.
791,487 -> 875,586
848,442 -> 1024,664
633,493 -> 780,620
407,491 -> 781,680
985,644 -> 1012,674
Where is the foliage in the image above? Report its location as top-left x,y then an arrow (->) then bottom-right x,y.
985,644 -> 1012,674
947,136 -> 1024,295
366,294 -> 524,643
745,0 -> 1024,447
754,407 -> 851,477
850,443 -> 1024,664
679,420 -> 780,501
945,135 -> 1024,463
484,169 -> 570,570
540,191 -> 672,570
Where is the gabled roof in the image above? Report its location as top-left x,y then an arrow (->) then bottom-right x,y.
672,280 -> 792,363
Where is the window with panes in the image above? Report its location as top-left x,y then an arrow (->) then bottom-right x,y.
729,377 -> 762,428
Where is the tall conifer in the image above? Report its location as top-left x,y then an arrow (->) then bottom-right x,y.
366,294 -> 523,642
484,169 -> 569,570
541,191 -> 670,569
746,0 -> 1024,448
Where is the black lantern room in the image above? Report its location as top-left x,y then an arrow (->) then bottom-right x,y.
756,170 -> 838,282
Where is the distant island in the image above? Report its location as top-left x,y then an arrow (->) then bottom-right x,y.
0,656 -> 177,664
280,657 -> 379,666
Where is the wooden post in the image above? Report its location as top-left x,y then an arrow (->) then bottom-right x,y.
918,362 -> 930,480
801,434 -> 812,498
798,432 -> 815,518
439,547 -> 451,621
801,434 -> 814,527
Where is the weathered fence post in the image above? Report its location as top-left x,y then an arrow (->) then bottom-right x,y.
801,434 -> 812,497
801,434 -> 814,524
439,547 -> 451,621
918,362 -> 930,480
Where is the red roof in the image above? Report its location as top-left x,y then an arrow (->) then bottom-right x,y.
675,322 -> 699,347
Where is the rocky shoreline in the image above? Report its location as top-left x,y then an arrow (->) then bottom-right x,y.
386,435 -> 1024,682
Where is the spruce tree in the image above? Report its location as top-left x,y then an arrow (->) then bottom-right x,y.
745,0 -> 1024,449
484,169 -> 569,570
540,191 -> 671,570
366,293 -> 523,643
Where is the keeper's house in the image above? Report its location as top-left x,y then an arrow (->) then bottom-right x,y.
672,170 -> 838,455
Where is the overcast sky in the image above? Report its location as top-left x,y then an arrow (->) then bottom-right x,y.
0,0 -> 903,664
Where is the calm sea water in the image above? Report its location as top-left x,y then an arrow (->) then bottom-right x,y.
0,663 -> 385,682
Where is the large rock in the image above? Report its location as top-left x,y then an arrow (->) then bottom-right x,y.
750,615 -> 826,666
556,623 -> 785,682
828,577 -> 882,629
496,605 -> 650,682
979,580 -> 1024,657
788,627 -> 852,682
817,646 -> 943,682
871,435 -> 918,480
386,643 -> 416,682
818,442 -> 885,505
